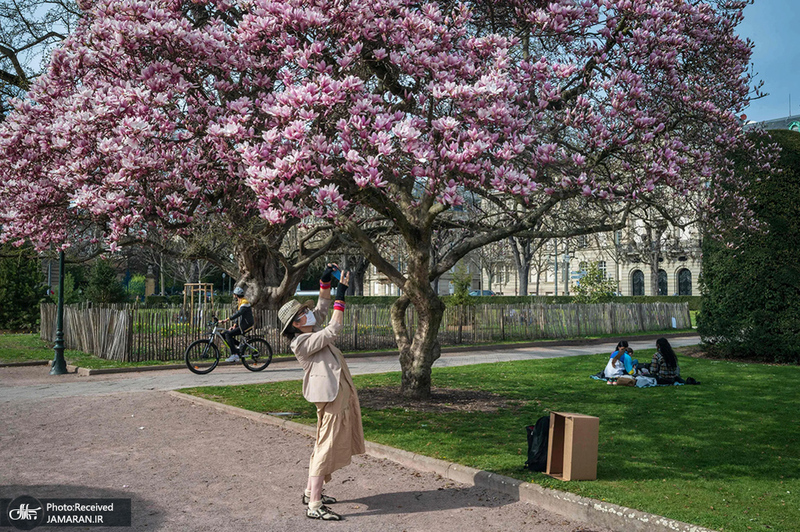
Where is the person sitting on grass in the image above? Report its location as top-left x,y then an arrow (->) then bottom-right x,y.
604,341 -> 638,378
647,337 -> 681,385
604,346 -> 636,379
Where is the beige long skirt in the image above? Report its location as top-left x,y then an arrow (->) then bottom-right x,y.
308,370 -> 365,481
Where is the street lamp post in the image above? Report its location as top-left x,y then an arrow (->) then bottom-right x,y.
50,250 -> 68,375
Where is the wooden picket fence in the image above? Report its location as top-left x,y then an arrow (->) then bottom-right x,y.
40,301 -> 691,363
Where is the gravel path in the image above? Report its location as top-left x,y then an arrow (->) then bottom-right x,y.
1,391 -> 610,532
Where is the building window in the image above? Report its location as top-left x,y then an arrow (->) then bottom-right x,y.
631,270 -> 644,296
678,269 -> 692,295
658,269 -> 668,296
598,261 -> 607,278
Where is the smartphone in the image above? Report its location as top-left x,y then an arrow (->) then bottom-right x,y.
332,269 -> 341,280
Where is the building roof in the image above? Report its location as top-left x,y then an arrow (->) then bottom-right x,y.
745,114 -> 800,132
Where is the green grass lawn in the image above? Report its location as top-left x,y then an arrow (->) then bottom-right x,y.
0,333 -> 61,363
181,349 -> 799,532
0,333 -> 179,368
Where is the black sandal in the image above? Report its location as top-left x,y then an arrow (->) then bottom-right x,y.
302,493 -> 336,505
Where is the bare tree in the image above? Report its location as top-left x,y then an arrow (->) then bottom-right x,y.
509,234 -> 549,296
624,193 -> 698,295
0,0 -> 79,119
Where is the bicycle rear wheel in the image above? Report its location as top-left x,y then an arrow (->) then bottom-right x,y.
185,340 -> 220,375
241,338 -> 272,372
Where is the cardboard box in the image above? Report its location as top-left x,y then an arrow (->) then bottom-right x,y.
545,412 -> 599,481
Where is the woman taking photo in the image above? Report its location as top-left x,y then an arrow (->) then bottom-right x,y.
278,264 -> 365,521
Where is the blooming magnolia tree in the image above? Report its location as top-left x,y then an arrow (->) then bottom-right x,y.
0,0 -> 336,309
0,0 -> 757,397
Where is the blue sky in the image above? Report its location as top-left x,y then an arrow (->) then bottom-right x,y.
737,0 -> 800,122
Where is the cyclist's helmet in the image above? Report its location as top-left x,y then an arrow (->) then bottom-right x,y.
233,286 -> 245,297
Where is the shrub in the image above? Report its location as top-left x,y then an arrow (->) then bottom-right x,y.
445,263 -> 475,307
86,259 -> 128,304
0,245 -> 46,330
51,272 -> 84,305
572,262 -> 619,304
127,274 -> 147,299
698,130 -> 800,363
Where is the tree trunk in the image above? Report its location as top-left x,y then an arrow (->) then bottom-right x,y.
234,242 -> 303,310
649,250 -> 660,296
388,238 -> 446,399
343,254 -> 370,296
510,236 -> 533,297
518,263 -> 530,297
647,225 -> 666,296
391,289 -> 445,400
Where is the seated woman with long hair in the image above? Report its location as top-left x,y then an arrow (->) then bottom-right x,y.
649,337 -> 681,385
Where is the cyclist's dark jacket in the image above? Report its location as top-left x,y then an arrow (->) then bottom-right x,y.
230,298 -> 255,332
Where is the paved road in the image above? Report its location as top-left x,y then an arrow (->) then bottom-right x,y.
0,335 -> 700,403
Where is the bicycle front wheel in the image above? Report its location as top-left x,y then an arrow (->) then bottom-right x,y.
185,340 -> 220,375
241,338 -> 273,372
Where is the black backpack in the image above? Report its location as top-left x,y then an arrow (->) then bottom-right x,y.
524,415 -> 551,472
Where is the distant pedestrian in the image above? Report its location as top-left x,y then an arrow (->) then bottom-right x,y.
278,264 -> 365,521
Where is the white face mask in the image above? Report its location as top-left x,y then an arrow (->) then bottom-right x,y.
302,309 -> 316,327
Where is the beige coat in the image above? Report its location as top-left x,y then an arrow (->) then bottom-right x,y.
290,297 -> 343,403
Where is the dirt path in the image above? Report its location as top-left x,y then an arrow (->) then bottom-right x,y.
0,391 -> 610,532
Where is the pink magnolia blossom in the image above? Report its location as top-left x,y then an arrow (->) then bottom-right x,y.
0,1 -> 762,391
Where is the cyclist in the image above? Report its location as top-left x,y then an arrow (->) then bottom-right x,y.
218,285 -> 254,362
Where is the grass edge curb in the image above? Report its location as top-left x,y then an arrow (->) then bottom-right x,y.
167,390 -> 716,532
0,360 -> 50,367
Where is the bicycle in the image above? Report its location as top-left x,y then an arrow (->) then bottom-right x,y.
185,317 -> 273,375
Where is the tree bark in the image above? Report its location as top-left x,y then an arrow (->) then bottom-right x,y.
510,235 -> 543,297
234,242 -> 302,310
647,225 -> 666,296
389,233 -> 446,399
391,288 -> 445,399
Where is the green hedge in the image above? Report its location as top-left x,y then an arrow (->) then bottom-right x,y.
295,294 -> 701,310
140,293 -> 700,310
698,130 -> 800,364
145,294 -> 234,306
462,295 -> 700,309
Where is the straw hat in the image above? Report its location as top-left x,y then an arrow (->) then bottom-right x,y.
278,299 -> 314,336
